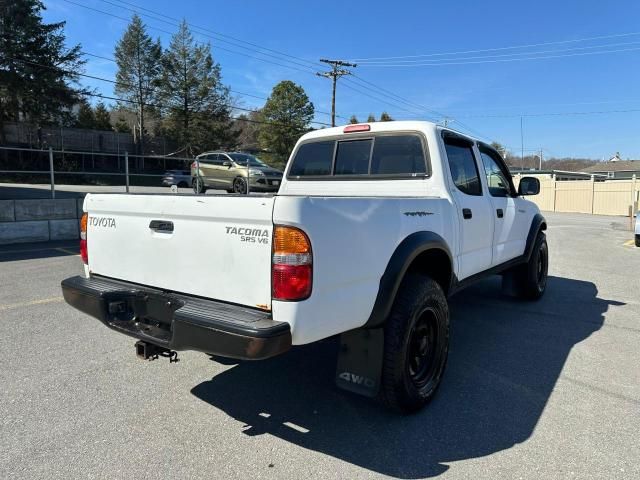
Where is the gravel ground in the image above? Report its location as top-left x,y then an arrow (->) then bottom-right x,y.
0,212 -> 638,479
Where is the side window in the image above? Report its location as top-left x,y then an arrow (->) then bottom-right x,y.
289,141 -> 334,177
370,135 -> 427,175
334,139 -> 372,175
209,154 -> 224,166
479,148 -> 513,197
443,140 -> 482,196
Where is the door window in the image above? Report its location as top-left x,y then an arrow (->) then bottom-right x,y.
478,147 -> 514,197
443,140 -> 482,196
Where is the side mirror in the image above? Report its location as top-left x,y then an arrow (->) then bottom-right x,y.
222,161 -> 231,167
518,176 -> 540,196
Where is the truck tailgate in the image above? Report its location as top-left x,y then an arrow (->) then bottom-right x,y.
84,194 -> 274,309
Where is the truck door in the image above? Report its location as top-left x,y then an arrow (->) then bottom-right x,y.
477,144 -> 528,265
442,132 -> 494,280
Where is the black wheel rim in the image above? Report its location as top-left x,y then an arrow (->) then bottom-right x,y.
234,178 -> 246,194
407,308 -> 440,388
536,243 -> 548,290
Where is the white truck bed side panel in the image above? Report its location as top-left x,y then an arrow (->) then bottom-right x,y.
272,194 -> 455,344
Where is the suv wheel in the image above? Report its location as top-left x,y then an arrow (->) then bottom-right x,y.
379,274 -> 449,413
233,177 -> 247,194
193,177 -> 206,194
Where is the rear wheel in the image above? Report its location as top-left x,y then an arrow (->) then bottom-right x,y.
379,274 -> 449,413
193,177 -> 207,194
233,177 -> 248,194
635,235 -> 640,247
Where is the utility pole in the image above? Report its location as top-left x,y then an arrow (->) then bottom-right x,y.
539,148 -> 543,170
520,116 -> 525,170
317,59 -> 357,127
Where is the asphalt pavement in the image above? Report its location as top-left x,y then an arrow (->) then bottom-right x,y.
0,212 -> 638,479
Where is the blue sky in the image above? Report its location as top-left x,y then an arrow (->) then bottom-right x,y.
43,0 -> 640,160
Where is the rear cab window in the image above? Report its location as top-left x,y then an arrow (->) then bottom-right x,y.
287,133 -> 429,180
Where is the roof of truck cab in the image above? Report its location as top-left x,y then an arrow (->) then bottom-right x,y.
300,121 -> 441,141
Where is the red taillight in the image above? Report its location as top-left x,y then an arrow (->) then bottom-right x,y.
272,226 -> 312,301
272,264 -> 312,300
80,212 -> 88,264
344,124 -> 371,133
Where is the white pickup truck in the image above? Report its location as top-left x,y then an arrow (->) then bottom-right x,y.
62,121 -> 547,413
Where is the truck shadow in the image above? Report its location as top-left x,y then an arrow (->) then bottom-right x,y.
191,276 -> 620,478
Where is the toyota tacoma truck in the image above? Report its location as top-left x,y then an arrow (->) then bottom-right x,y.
61,121 -> 548,413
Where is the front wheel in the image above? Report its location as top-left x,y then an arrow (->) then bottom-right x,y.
379,274 -> 449,413
511,233 -> 548,300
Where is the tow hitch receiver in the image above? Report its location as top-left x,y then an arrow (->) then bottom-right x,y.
135,341 -> 179,363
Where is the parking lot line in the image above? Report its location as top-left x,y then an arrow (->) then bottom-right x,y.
55,247 -> 80,255
623,239 -> 635,247
0,296 -> 64,311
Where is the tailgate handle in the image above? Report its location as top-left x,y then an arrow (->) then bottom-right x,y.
149,220 -> 174,233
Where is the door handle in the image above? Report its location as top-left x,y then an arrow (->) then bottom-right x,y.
462,208 -> 472,219
149,220 -> 174,233
496,208 -> 504,218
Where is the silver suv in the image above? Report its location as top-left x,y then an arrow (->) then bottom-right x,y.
191,152 -> 283,194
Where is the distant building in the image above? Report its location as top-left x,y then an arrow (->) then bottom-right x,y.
582,160 -> 640,179
509,167 -> 605,181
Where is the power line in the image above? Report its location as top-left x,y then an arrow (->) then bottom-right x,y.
316,59 -> 357,127
104,0 -> 321,69
95,0 -> 320,72
346,75 -> 495,141
354,39 -> 640,64
347,30 -> 640,61
64,0 -> 454,127
352,46 -> 640,67
78,49 -> 346,119
7,57 -> 333,129
450,108 -> 640,118
61,0 -> 318,75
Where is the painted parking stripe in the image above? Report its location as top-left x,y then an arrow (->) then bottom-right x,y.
0,296 -> 64,311
623,239 -> 635,247
55,247 -> 80,255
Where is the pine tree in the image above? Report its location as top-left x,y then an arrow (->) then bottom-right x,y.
158,20 -> 233,153
114,14 -> 161,154
75,100 -> 96,129
259,80 -> 314,157
0,0 -> 86,135
366,113 -> 376,123
114,116 -> 131,133
349,115 -> 359,124
94,102 -> 112,130
380,112 -> 393,122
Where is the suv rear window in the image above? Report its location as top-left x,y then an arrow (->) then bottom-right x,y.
288,134 -> 428,179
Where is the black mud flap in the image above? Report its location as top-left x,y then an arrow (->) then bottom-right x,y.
335,328 -> 384,398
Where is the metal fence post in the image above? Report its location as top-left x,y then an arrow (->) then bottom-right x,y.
124,151 -> 130,193
49,146 -> 55,199
246,159 -> 250,195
